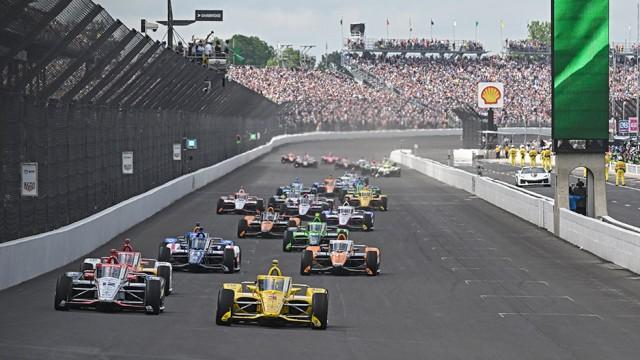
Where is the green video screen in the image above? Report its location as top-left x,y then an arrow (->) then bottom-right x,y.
553,0 -> 609,143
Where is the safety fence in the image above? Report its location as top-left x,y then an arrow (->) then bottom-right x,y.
0,0 -> 281,242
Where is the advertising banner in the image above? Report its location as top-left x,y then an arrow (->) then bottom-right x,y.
477,82 -> 504,109
629,117 -> 638,133
173,143 -> 182,160
195,10 -> 223,21
21,162 -> 38,197
618,119 -> 630,136
122,151 -> 133,174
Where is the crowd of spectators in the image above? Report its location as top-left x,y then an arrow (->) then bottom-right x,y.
344,37 -> 484,53
505,39 -> 550,53
229,51 -> 640,133
611,140 -> 640,164
356,55 -> 551,127
228,66 -> 447,132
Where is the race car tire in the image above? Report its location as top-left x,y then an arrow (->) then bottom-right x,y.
363,213 -> 374,231
283,230 -> 294,252
144,278 -> 163,315
268,196 -> 277,208
256,199 -> 265,212
216,199 -> 225,214
300,250 -> 313,275
223,248 -> 235,274
281,157 -> 287,164
366,251 -> 379,276
158,245 -> 171,262
381,197 -> 388,211
276,188 -> 284,196
237,219 -> 249,238
54,274 -> 73,311
216,288 -> 235,325
395,169 -> 401,177
287,219 -> 298,227
157,265 -> 172,295
311,292 -> 328,330
80,262 -> 94,272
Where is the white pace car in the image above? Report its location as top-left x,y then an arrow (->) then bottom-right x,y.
515,167 -> 551,187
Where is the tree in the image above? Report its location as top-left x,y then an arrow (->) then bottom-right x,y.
317,51 -> 342,70
527,21 -> 550,44
228,34 -> 275,66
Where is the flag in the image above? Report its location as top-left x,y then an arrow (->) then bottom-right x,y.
409,18 -> 412,32
386,18 -> 390,26
453,20 -> 457,27
431,19 -> 435,26
340,18 -> 343,26
475,21 -> 479,28
500,20 -> 505,29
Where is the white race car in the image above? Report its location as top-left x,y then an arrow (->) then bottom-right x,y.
515,167 -> 551,187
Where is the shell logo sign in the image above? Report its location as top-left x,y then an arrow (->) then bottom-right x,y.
477,82 -> 504,109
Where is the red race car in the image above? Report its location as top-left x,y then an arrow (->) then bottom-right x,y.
281,152 -> 297,163
321,153 -> 340,164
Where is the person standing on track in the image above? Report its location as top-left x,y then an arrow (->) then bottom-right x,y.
528,147 -> 538,167
604,151 -> 611,181
519,145 -> 526,167
541,148 -> 552,172
495,144 -> 501,159
509,146 -> 517,166
615,157 -> 626,186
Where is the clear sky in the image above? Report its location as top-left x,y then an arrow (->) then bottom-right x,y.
96,0 -> 640,59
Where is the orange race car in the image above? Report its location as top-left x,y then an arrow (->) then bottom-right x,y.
237,208 -> 301,238
300,235 -> 380,276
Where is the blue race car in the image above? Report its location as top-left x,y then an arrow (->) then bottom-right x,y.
158,232 -> 241,273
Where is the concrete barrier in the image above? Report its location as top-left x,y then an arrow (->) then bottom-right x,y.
392,149 -> 640,275
0,128 -> 460,290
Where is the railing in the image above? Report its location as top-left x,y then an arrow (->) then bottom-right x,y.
344,37 -> 485,54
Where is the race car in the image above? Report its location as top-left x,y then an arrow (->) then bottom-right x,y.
343,187 -> 388,211
373,162 -> 401,177
237,208 -> 300,238
334,157 -> 358,171
81,241 -> 173,296
215,260 -> 328,329
293,154 -> 318,168
54,263 -> 166,314
279,193 -> 333,219
301,236 -> 380,276
158,232 -> 241,273
275,178 -> 315,197
515,166 -> 551,187
321,203 -> 374,231
281,152 -> 297,163
283,215 -> 349,252
216,188 -> 265,215
313,176 -> 346,200
321,153 -> 340,164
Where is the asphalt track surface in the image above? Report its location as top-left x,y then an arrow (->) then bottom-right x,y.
2,136 -> 640,360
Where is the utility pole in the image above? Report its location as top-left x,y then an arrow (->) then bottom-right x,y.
167,0 -> 174,49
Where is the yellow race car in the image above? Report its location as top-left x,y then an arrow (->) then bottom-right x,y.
215,260 -> 328,329
344,187 -> 388,211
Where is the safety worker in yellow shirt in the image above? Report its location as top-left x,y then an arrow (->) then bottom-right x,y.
509,146 -> 517,166
528,147 -> 538,167
504,144 -> 510,160
542,148 -> 552,172
604,152 -> 611,182
519,145 -> 526,167
615,157 -> 626,186
495,144 -> 501,159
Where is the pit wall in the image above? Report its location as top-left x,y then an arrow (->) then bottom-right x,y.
0,129 -> 459,291
390,149 -> 640,274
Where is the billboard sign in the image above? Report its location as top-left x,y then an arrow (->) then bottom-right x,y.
477,82 -> 504,109
629,117 -> 639,133
553,0 -> 609,152
21,162 -> 38,197
122,151 -> 134,174
195,10 -> 223,21
618,119 -> 630,136
173,143 -> 182,160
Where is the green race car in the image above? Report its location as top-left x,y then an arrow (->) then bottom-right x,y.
283,215 -> 349,252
